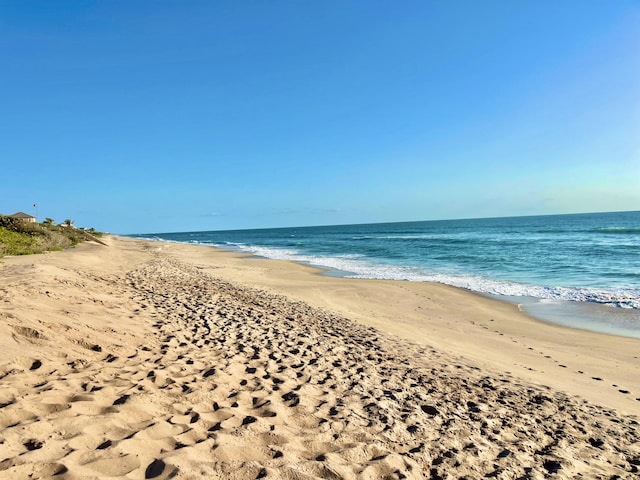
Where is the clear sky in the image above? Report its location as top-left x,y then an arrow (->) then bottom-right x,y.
1,1 -> 638,234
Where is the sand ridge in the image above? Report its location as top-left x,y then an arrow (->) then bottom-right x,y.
0,238 -> 639,479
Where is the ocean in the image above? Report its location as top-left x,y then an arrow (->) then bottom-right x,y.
130,211 -> 640,338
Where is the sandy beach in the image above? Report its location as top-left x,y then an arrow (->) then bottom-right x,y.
1,236 -> 639,479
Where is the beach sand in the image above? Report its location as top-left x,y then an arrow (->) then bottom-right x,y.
0,236 -> 638,479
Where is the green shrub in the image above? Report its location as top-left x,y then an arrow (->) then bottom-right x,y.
0,215 -> 103,257
0,227 -> 39,255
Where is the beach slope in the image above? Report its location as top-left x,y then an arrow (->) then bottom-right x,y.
0,237 -> 638,479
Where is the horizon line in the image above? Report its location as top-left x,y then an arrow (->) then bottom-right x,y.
125,208 -> 640,236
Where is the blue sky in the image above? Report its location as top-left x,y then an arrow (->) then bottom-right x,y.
1,1 -> 638,233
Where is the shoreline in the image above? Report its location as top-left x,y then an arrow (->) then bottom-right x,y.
159,238 -> 640,415
141,235 -> 640,341
1,236 -> 639,478
512,295 -> 640,340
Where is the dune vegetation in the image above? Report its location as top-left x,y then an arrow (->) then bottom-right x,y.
0,215 -> 103,257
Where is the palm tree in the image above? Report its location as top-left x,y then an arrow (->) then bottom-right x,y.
43,217 -> 54,226
64,219 -> 73,227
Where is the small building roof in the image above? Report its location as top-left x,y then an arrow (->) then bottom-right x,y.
11,212 -> 36,219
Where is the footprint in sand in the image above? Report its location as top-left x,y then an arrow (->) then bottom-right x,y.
29,359 -> 42,370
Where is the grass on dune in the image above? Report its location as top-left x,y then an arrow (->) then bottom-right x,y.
0,215 -> 103,257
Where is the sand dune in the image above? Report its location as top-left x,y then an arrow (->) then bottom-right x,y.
0,237 -> 638,479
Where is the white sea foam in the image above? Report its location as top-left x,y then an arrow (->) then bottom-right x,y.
226,243 -> 640,310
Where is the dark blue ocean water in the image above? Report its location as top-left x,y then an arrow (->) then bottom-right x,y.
131,211 -> 640,337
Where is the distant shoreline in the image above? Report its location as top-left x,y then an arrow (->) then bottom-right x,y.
127,214 -> 640,340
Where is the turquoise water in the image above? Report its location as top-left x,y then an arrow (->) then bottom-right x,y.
131,211 -> 640,337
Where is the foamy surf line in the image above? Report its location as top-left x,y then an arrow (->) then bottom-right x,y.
213,242 -> 640,310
